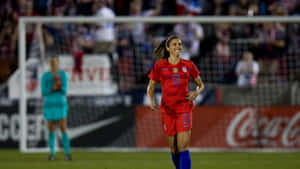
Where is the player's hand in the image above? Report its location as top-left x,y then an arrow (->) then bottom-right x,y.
149,101 -> 158,112
186,91 -> 199,101
54,75 -> 62,87
56,82 -> 62,90
53,75 -> 61,83
52,75 -> 62,91
51,83 -> 62,91
51,85 -> 59,91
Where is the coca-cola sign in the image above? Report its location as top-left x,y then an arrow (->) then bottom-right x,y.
227,107 -> 300,148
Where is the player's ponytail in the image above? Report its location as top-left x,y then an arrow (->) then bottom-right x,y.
152,35 -> 179,60
152,39 -> 169,60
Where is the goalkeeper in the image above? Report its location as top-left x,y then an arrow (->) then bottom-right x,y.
41,57 -> 71,161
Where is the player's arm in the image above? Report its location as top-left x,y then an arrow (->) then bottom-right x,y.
147,79 -> 157,111
186,76 -> 205,101
41,73 -> 51,96
51,74 -> 61,91
58,72 -> 68,95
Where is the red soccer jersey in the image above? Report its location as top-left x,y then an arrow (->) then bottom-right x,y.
149,59 -> 200,114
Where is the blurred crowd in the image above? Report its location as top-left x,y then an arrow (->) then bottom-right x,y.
0,0 -> 300,89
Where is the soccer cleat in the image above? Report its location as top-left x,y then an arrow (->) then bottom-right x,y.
48,155 -> 55,161
65,154 -> 72,161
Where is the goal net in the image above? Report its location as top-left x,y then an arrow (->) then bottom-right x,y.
14,16 -> 300,152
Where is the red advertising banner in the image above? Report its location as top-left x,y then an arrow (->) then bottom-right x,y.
136,106 -> 300,149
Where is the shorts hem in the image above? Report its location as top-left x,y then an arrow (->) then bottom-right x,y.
45,115 -> 67,121
163,128 -> 192,136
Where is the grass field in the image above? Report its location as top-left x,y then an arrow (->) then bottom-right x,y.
0,149 -> 299,169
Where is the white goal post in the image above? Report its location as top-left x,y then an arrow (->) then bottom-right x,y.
18,16 -> 300,153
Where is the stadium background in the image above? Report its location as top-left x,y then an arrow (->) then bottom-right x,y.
0,0 -> 300,169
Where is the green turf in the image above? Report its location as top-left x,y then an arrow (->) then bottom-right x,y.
0,149 -> 299,169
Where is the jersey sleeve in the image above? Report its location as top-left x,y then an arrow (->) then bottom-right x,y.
189,62 -> 200,79
41,73 -> 51,96
59,71 -> 68,95
148,62 -> 160,82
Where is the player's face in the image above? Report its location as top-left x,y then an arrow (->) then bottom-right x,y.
167,38 -> 182,57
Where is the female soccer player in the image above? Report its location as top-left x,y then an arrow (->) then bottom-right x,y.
41,57 -> 71,161
147,35 -> 204,169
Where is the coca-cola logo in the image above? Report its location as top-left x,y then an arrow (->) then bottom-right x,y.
227,108 -> 300,147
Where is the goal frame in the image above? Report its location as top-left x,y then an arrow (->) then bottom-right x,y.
18,16 -> 300,153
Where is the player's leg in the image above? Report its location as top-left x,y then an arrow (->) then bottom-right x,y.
176,113 -> 192,169
177,130 -> 191,152
47,120 -> 56,160
167,134 -> 180,169
162,113 -> 179,169
177,130 -> 191,169
58,118 -> 71,160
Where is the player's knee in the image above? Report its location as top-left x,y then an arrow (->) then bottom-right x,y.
59,125 -> 67,133
59,126 -> 67,133
169,143 -> 177,153
47,122 -> 56,131
177,142 -> 188,152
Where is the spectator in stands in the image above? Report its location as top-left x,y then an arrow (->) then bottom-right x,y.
22,1 -> 39,58
113,0 -> 132,15
247,3 -> 260,16
43,26 -> 55,50
115,24 -> 135,91
0,21 -> 13,81
215,23 -> 232,83
280,0 -> 300,15
93,0 -> 116,54
70,28 -> 85,82
236,51 -> 259,87
76,25 -> 94,53
0,20 -> 17,59
252,22 -> 287,83
72,46 -> 84,81
129,0 -> 164,45
76,0 -> 95,16
52,2 -> 66,16
268,1 -> 288,16
173,14 -> 204,62
213,0 -> 230,15
127,0 -> 165,86
176,0 -> 202,15
228,3 -> 252,39
228,4 -> 238,16
92,0 -> 117,84
33,0 -> 51,15
236,0 -> 249,15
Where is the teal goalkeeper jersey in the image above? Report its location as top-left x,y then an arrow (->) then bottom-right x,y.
41,70 -> 68,120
